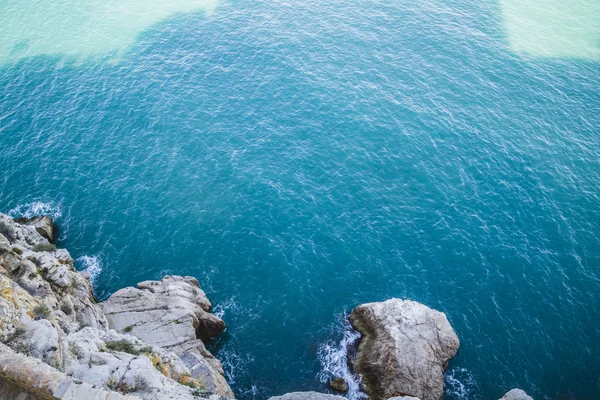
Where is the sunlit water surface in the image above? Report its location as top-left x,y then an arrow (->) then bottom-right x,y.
1,0 -> 599,399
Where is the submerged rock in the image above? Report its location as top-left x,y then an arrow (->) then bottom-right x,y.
329,377 -> 349,393
500,389 -> 534,400
349,299 -> 459,400
269,392 -> 347,400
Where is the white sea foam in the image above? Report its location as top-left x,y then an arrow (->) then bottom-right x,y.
218,347 -> 265,399
8,201 -> 62,220
236,384 -> 262,400
221,349 -> 255,386
213,297 -> 238,319
76,255 -> 103,284
317,317 -> 368,400
445,367 -> 477,399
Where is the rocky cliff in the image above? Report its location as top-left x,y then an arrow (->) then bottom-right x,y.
0,213 -> 232,399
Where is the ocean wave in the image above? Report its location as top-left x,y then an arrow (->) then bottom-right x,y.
221,349 -> 255,385
445,367 -> 477,400
8,201 -> 62,220
76,255 -> 102,284
237,384 -> 264,400
213,297 -> 238,319
317,316 -> 367,400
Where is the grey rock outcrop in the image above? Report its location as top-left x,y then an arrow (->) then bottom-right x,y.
14,216 -> 58,244
268,392 -> 346,400
0,342 -> 135,400
500,389 -> 534,400
349,299 -> 459,400
0,213 -> 232,399
101,275 -> 233,397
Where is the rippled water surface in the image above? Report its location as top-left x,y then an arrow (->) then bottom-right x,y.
1,0 -> 599,399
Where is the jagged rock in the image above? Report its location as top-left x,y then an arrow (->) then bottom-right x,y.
0,213 -> 225,399
24,319 -> 61,367
0,342 -> 137,400
269,392 -> 347,400
329,377 -> 349,393
15,215 -> 58,244
101,275 -> 233,397
64,328 -> 209,399
500,389 -> 534,400
349,299 -> 459,400
0,234 -> 10,253
0,214 -> 53,249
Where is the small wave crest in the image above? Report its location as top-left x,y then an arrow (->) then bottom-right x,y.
445,367 -> 477,400
213,297 -> 238,319
8,201 -> 62,220
218,346 -> 265,399
317,316 -> 367,400
221,349 -> 255,385
237,384 -> 263,400
76,255 -> 102,284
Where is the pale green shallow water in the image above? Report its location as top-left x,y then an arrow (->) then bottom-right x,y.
0,0 -> 218,64
0,0 -> 599,399
501,0 -> 600,59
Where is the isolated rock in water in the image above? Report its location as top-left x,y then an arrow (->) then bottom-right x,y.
330,377 -> 349,393
500,389 -> 534,400
349,298 -> 459,400
101,275 -> 233,397
269,392 -> 347,400
15,215 -> 58,244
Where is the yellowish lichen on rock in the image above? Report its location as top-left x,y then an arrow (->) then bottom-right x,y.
0,276 -> 18,341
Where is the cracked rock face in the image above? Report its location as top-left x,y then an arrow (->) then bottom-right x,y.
101,275 -> 233,397
14,216 -> 58,244
0,213 -> 232,399
349,299 -> 459,400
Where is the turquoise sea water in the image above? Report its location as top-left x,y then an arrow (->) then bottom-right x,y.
1,0 -> 599,399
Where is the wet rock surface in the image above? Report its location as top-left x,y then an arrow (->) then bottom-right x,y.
329,377 -> 349,393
